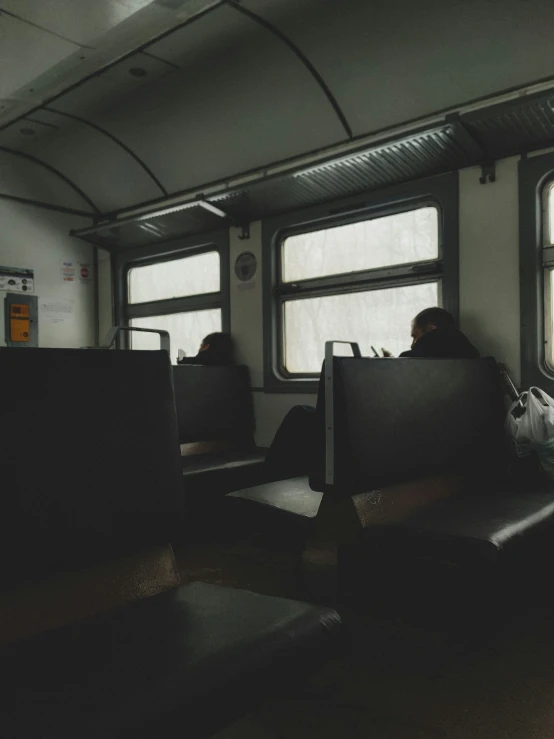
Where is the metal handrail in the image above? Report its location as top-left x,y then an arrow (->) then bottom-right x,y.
102,326 -> 170,356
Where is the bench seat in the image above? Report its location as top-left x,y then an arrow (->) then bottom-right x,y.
182,448 -> 267,476
364,488 -> 554,566
228,476 -> 322,519
2,581 -> 342,739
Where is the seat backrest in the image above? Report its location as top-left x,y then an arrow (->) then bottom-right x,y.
310,357 -> 506,493
173,364 -> 255,445
0,348 -> 183,588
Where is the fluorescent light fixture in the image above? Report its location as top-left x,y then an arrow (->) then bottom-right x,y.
198,200 -> 227,218
129,199 -> 227,222
132,201 -> 198,222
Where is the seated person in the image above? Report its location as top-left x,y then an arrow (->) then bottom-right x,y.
385,307 -> 480,359
267,309 -> 479,478
177,332 -> 236,366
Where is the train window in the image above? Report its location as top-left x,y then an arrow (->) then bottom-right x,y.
519,152 -> 554,392
275,205 -> 441,376
282,208 -> 438,283
128,251 -> 220,304
544,182 -> 554,371
283,282 -> 438,373
130,309 -> 222,355
123,241 -> 228,362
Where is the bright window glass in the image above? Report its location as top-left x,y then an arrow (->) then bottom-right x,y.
283,282 -> 438,373
130,309 -> 221,362
549,183 -> 554,244
547,270 -> 554,370
282,207 -> 438,283
546,186 -> 554,370
128,251 -> 220,304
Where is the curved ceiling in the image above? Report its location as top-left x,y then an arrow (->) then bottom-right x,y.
2,0 -> 554,220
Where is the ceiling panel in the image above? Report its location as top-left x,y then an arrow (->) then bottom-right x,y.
0,13 -> 77,99
243,0 -> 554,137
0,0 -> 155,46
0,149 -> 96,211
0,108 -> 165,211
57,4 -> 346,199
0,1 -> 177,127
0,115 -> 62,147
147,2 -> 251,66
50,51 -> 176,116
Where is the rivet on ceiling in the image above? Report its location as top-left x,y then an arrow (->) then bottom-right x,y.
129,67 -> 147,77
19,128 -> 35,136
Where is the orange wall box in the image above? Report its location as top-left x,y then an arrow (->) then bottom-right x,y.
4,293 -> 38,347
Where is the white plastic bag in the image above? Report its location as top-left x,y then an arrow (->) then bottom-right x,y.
518,388 -> 554,443
506,394 -> 531,458
507,387 -> 554,477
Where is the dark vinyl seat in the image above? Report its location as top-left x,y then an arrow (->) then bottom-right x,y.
323,357 -> 554,569
0,348 -> 343,737
0,347 -> 184,587
174,364 -> 267,495
228,476 -> 322,520
228,356 -> 554,594
181,448 -> 268,476
364,489 -> 554,566
2,581 -> 342,739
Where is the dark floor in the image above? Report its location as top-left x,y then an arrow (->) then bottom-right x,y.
174,543 -> 554,739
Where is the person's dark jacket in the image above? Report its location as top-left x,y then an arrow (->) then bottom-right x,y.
177,350 -> 234,366
399,327 -> 480,359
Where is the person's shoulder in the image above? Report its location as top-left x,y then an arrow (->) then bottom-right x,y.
177,355 -> 204,365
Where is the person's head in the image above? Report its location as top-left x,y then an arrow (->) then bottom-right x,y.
198,332 -> 235,364
411,307 -> 456,345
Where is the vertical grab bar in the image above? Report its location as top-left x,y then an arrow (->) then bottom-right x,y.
324,341 -> 361,486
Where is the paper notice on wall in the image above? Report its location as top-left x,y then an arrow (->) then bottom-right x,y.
0,266 -> 34,293
79,263 -> 93,284
61,260 -> 76,284
40,300 -> 75,324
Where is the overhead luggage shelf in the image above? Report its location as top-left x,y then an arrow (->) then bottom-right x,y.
75,89 -> 554,250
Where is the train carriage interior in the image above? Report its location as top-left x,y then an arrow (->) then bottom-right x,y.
5,0 -> 554,736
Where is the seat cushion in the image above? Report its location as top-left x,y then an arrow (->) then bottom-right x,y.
2,582 -> 342,739
365,490 -> 554,566
181,448 -> 267,477
228,477 -> 323,519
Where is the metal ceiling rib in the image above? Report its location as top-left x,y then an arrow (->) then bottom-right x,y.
76,89 -> 554,250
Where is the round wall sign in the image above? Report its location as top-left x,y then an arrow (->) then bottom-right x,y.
234,251 -> 257,282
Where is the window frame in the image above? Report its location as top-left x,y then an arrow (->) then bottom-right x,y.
263,172 -> 459,392
113,229 -> 230,352
520,152 -> 554,392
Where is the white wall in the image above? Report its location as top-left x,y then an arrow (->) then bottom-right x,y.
97,249 -> 113,343
0,201 -> 95,348
231,156 -> 523,448
459,157 -> 521,383
229,222 -> 317,447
